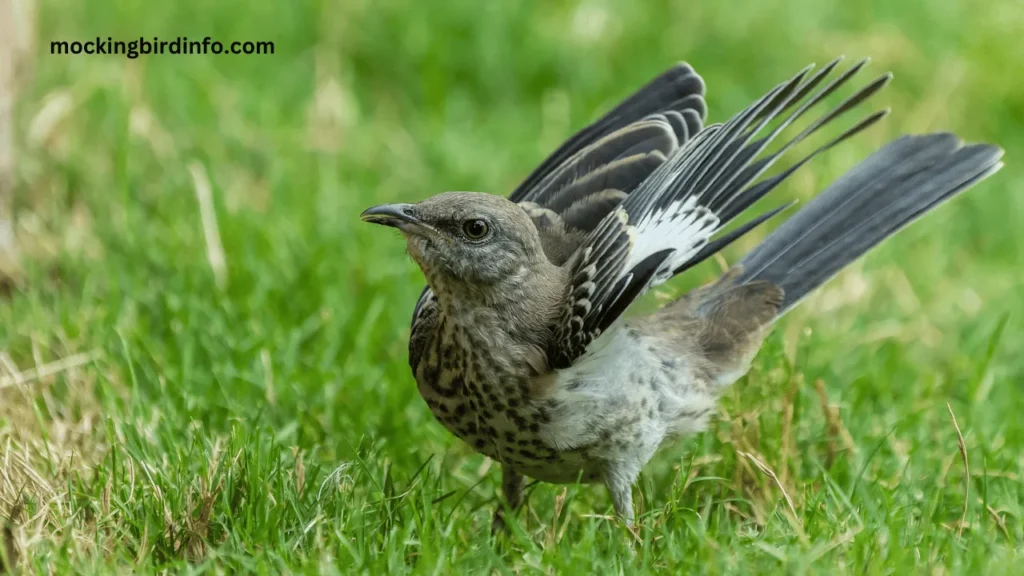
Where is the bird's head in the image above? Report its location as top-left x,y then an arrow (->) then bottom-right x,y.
361,192 -> 551,290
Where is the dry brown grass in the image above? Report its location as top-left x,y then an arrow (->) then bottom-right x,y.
0,339 -> 108,570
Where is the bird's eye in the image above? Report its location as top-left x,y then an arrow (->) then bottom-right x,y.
462,219 -> 489,240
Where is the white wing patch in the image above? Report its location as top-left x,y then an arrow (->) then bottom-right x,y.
621,195 -> 720,287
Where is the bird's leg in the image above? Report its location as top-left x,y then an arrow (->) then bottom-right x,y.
606,476 -> 634,525
492,467 -> 525,534
604,463 -> 642,539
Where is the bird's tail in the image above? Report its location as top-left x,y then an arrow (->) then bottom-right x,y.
735,133 -> 1003,316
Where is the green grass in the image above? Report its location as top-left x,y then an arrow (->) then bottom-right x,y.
1,0 -> 1023,572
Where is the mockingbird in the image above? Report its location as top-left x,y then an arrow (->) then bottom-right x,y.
360,57 -> 1003,530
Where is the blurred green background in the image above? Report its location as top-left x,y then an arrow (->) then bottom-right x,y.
1,0 -> 1022,572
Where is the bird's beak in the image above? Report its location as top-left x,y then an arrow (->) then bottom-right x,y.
361,203 -> 445,242
360,203 -> 423,230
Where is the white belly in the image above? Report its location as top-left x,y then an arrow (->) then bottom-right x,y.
534,324 -> 718,459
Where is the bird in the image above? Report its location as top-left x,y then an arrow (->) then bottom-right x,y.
360,57 -> 1003,532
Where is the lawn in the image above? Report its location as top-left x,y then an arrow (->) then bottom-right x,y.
1,0 -> 1023,572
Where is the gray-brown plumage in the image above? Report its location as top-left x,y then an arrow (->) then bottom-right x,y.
360,57 -> 1004,530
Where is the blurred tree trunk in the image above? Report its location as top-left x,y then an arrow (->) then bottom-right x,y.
0,0 -> 33,265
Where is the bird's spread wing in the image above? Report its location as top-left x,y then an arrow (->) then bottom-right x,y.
409,63 -> 707,372
510,63 -> 707,207
514,64 -> 708,262
548,57 -> 892,369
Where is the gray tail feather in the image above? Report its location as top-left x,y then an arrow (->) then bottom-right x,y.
736,133 -> 1004,315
